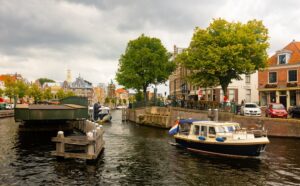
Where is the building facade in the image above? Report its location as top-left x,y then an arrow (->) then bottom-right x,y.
169,45 -> 189,101
70,76 -> 94,105
258,41 -> 300,108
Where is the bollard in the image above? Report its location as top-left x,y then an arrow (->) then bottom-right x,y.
208,109 -> 212,120
87,132 -> 95,156
56,131 -> 65,154
213,109 -> 219,121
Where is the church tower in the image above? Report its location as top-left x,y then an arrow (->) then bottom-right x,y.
67,69 -> 72,83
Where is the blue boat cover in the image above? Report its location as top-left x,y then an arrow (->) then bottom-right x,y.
178,119 -> 200,124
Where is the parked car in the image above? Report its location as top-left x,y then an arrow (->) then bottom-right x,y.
288,106 -> 300,118
265,103 -> 288,118
240,103 -> 261,116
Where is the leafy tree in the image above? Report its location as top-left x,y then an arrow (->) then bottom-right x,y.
43,88 -> 53,100
65,90 -> 75,98
15,80 -> 29,102
135,91 -> 144,102
104,97 -> 110,105
0,88 -> 3,96
4,77 -> 17,103
37,78 -> 55,86
56,89 -> 65,99
116,34 -> 175,103
29,84 -> 43,104
177,19 -> 269,97
123,99 -> 127,105
118,98 -> 122,105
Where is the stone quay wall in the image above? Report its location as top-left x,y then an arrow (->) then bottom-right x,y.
126,107 -> 300,138
0,110 -> 14,118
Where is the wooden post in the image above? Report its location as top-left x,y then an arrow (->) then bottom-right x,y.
87,132 -> 95,156
56,131 -> 65,154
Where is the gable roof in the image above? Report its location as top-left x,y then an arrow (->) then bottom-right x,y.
268,41 -> 300,66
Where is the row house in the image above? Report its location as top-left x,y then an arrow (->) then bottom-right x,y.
258,41 -> 300,108
169,45 -> 189,101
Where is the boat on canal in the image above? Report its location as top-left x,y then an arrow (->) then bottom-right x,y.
170,119 -> 269,158
97,107 -> 112,123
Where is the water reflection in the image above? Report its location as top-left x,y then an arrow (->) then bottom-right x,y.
0,111 -> 300,185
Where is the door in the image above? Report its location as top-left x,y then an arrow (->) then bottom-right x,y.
280,95 -> 287,108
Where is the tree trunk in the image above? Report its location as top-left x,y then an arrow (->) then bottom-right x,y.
143,86 -> 147,107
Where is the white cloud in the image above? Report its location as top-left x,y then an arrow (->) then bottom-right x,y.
1,0 -> 300,93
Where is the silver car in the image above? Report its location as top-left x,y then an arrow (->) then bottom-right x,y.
240,103 -> 261,116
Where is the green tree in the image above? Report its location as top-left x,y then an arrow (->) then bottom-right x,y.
29,84 -> 43,104
116,34 -> 175,104
65,90 -> 75,98
4,77 -> 17,103
0,88 -> 3,96
104,97 -> 110,105
177,19 -> 269,97
37,78 -> 55,86
135,91 -> 144,102
56,89 -> 65,99
15,80 -> 29,102
123,99 -> 127,105
43,88 -> 53,100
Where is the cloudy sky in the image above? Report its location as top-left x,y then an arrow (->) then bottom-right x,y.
1,0 -> 300,93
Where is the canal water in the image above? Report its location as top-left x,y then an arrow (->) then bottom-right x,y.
0,110 -> 300,185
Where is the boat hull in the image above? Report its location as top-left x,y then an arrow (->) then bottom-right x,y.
175,137 -> 267,157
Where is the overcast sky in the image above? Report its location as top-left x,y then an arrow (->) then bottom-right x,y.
1,0 -> 300,93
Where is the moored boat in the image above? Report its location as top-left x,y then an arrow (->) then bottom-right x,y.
171,119 -> 269,158
97,107 -> 112,123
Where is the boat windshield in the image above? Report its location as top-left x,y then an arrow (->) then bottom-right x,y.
215,126 -> 236,133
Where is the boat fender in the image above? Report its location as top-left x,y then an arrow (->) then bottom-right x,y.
198,136 -> 206,141
216,137 -> 226,142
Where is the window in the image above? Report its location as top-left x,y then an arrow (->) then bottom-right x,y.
288,70 -> 297,82
278,54 -> 287,64
269,72 -> 277,83
209,127 -> 216,135
245,89 -> 251,102
290,90 -> 296,106
229,89 -> 235,101
200,126 -> 207,137
245,74 -> 251,84
194,126 -> 199,135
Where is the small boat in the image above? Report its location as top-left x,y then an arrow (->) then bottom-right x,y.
97,107 -> 112,123
170,119 -> 269,158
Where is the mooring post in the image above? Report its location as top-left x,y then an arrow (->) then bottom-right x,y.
213,109 -> 219,121
56,131 -> 65,154
87,132 -> 95,156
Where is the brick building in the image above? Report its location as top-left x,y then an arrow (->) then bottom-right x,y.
258,40 -> 300,108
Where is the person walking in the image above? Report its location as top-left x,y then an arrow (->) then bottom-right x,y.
93,101 -> 100,121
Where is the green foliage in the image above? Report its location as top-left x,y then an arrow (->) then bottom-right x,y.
135,91 -> 144,102
37,78 -> 55,86
43,88 -> 53,100
3,77 -> 17,100
15,80 -> 29,99
104,97 -> 110,104
122,99 -> 127,105
29,84 -> 43,104
0,88 -> 3,96
65,90 -> 75,98
116,34 -> 175,101
56,89 -> 65,99
177,18 -> 269,96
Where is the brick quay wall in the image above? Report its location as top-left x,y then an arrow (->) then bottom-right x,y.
126,107 -> 300,138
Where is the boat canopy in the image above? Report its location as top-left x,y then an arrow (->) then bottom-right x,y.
178,119 -> 201,124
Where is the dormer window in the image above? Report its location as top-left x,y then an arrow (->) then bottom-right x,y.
278,54 -> 287,64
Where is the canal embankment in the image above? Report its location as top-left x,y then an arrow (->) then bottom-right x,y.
126,107 -> 300,138
0,110 -> 14,118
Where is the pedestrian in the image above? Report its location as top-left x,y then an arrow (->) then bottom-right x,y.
93,101 -> 100,121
